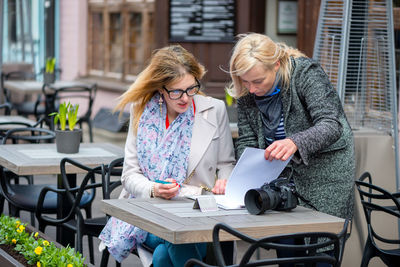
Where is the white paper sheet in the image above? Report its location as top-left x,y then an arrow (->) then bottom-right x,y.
216,147 -> 292,209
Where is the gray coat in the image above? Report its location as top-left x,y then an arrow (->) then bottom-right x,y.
236,57 -> 355,219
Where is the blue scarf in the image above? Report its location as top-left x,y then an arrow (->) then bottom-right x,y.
254,86 -> 282,145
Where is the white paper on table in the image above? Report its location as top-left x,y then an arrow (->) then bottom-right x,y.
216,147 -> 292,209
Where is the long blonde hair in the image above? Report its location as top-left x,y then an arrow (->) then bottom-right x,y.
115,45 -> 206,131
228,33 -> 306,98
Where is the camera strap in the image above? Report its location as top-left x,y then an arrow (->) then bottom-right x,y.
285,166 -> 318,211
291,188 -> 318,211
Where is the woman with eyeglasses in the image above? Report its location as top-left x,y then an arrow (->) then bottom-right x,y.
99,45 -> 235,266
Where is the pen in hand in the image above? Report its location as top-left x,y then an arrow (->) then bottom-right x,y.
154,179 -> 181,187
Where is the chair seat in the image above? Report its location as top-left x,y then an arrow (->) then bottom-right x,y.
63,216 -> 108,237
9,184 -> 93,212
85,216 -> 108,226
9,184 -> 57,212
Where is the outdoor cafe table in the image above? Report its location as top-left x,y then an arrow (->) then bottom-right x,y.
3,80 -> 93,95
101,198 -> 345,244
0,115 -> 37,131
0,142 -> 124,246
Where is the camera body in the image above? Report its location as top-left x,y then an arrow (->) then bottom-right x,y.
244,177 -> 298,215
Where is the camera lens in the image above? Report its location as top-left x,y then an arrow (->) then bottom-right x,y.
244,188 -> 281,215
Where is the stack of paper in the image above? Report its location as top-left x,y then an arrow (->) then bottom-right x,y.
215,147 -> 292,210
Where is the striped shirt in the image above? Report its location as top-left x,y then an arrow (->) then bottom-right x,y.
265,114 -> 285,143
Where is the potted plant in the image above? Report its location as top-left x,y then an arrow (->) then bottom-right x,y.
43,57 -> 56,84
49,101 -> 81,154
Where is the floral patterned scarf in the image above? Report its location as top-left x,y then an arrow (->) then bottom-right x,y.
137,92 -> 194,185
99,92 -> 194,262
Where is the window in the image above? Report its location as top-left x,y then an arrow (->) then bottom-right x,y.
87,0 -> 155,82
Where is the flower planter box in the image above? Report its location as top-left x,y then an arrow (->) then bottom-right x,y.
0,247 -> 25,267
0,223 -> 95,267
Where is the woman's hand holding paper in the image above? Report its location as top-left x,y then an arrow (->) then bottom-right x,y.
212,179 -> 227,195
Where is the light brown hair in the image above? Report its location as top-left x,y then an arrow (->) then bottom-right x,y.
115,45 -> 206,131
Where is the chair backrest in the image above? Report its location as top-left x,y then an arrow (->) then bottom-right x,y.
0,117 -> 45,139
36,157 -> 103,227
101,157 -> 123,200
0,102 -> 12,115
1,126 -> 56,145
41,83 -> 97,129
207,221 -> 349,267
355,172 -> 400,246
3,70 -> 36,80
1,68 -> 36,102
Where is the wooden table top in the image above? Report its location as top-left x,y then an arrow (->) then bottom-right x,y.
0,142 -> 124,175
101,198 -> 345,244
3,80 -> 94,94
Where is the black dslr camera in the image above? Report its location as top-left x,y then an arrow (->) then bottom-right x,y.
244,177 -> 298,215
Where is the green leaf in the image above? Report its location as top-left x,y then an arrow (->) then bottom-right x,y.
48,101 -> 80,131
45,57 -> 56,73
225,90 -> 234,107
67,104 -> 79,131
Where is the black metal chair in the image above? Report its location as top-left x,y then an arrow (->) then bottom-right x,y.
0,127 -> 57,225
0,116 -> 46,139
355,172 -> 400,267
39,83 -> 97,142
185,220 -> 349,267
1,68 -> 34,103
0,69 -> 47,118
36,158 -> 108,265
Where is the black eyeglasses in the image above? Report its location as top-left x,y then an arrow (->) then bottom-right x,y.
162,78 -> 201,100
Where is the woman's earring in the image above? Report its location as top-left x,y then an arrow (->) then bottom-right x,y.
159,95 -> 163,115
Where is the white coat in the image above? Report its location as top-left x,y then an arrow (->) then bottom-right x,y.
119,94 -> 235,199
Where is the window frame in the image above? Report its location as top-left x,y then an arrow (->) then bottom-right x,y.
87,0 -> 154,82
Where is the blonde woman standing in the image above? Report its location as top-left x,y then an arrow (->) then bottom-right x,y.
228,33 -> 354,266
100,45 -> 235,266
228,32 -> 354,222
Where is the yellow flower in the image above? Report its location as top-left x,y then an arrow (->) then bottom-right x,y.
15,221 -> 20,228
34,246 -> 43,255
17,228 -> 22,233
67,264 -> 73,267
37,262 -> 41,267
43,240 -> 49,246
19,225 -> 25,231
34,232 -> 39,238
12,239 -> 16,244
